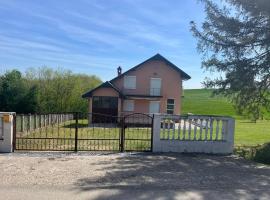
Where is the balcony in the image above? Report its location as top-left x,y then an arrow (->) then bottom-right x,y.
123,88 -> 162,100
149,88 -> 161,96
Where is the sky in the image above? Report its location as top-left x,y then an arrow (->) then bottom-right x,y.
0,0 -> 209,89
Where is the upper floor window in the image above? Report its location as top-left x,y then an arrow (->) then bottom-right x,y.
124,76 -> 136,89
167,99 -> 175,114
150,78 -> 161,96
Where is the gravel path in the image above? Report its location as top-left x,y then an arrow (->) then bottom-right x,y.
0,152 -> 270,200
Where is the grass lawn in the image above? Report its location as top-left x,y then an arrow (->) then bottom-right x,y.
182,89 -> 270,146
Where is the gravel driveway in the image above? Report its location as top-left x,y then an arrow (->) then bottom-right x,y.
0,152 -> 270,200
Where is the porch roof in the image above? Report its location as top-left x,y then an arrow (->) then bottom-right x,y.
82,81 -> 123,98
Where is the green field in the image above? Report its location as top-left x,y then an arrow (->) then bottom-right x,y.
182,89 -> 270,146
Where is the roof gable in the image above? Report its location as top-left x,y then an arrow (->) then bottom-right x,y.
82,81 -> 122,98
110,53 -> 191,83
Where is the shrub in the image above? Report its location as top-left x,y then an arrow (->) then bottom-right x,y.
234,143 -> 270,165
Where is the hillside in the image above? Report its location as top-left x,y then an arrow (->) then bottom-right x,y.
182,89 -> 270,146
182,89 -> 237,117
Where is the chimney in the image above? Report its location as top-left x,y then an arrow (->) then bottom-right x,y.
117,66 -> 122,76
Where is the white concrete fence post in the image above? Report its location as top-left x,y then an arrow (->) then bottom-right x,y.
225,118 -> 235,153
0,112 -> 15,153
152,114 -> 161,152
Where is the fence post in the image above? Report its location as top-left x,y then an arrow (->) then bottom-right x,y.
12,114 -> 16,152
39,115 -> 42,129
21,115 -> 24,132
226,118 -> 235,153
34,114 -> 37,129
74,112 -> 78,152
28,114 -> 31,131
120,118 -> 124,152
152,114 -> 161,152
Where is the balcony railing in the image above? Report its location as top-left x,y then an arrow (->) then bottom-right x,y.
150,88 -> 161,96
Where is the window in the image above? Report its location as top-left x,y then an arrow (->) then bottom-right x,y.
124,76 -> 136,89
92,97 -> 118,108
123,100 -> 134,111
167,99 -> 174,114
150,78 -> 161,96
149,101 -> 160,113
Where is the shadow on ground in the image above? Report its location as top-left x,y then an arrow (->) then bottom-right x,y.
73,153 -> 270,200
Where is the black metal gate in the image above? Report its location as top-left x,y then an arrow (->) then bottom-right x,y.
122,113 -> 153,152
14,112 -> 153,152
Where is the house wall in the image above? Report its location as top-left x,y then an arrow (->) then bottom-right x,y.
121,99 -> 162,114
112,60 -> 182,114
92,88 -> 119,97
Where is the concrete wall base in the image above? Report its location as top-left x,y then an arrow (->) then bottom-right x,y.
153,140 -> 233,154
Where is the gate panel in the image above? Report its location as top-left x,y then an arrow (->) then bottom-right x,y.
14,112 -> 153,152
123,113 -> 153,152
15,113 -> 75,151
77,113 -> 120,151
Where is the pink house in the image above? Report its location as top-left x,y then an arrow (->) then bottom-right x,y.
82,54 -> 191,120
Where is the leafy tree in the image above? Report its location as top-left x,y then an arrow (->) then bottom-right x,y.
0,68 -> 101,113
0,70 -> 38,113
190,0 -> 270,121
25,67 -> 101,113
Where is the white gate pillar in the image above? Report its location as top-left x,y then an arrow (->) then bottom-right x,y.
0,112 -> 15,153
152,114 -> 161,152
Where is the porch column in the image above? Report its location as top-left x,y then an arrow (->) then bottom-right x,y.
88,98 -> 92,124
118,98 -> 122,117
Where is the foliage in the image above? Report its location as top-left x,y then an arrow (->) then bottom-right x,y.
0,68 -> 101,113
0,70 -> 38,113
234,143 -> 270,165
191,0 -> 270,121
253,143 -> 270,164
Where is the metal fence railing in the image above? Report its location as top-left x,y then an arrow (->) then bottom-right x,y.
14,112 -> 153,152
150,88 -> 161,96
0,116 -> 3,140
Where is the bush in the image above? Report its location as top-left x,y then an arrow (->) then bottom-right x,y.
253,143 -> 270,164
234,143 -> 270,165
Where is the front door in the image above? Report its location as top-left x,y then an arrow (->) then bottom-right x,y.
92,96 -> 118,122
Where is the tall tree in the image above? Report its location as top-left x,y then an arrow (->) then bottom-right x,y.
25,67 -> 101,113
0,70 -> 38,113
191,0 -> 270,120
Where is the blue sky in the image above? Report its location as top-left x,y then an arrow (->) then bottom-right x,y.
0,0 -> 209,89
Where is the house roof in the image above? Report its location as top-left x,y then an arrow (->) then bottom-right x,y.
82,53 -> 191,98
82,81 -> 123,98
110,53 -> 191,83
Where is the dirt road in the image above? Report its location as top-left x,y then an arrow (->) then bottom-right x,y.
0,152 -> 269,200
